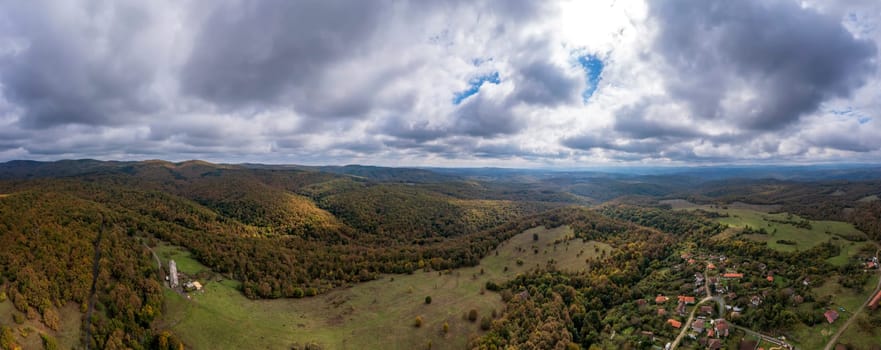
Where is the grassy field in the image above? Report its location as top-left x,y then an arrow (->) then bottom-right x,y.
661,199 -> 873,266
789,273 -> 880,349
839,312 -> 881,349
158,225 -> 612,350
0,299 -> 82,350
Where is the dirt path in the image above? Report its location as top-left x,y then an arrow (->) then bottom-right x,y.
670,296 -> 712,349
83,217 -> 106,350
144,242 -> 167,287
823,249 -> 881,350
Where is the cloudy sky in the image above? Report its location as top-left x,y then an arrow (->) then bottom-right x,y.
0,0 -> 879,167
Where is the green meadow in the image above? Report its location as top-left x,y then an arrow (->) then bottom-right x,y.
157,225 -> 612,349
661,199 -> 873,267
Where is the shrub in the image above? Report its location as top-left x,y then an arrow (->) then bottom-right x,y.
40,333 -> 58,350
425,296 -> 432,304
485,281 -> 500,291
467,309 -> 478,322
442,322 -> 449,334
414,316 -> 423,328
480,316 -> 492,330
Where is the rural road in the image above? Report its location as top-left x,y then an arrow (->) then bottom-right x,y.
670,296 -> 713,349
823,249 -> 881,350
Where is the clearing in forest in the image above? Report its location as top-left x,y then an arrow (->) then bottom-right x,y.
158,225 -> 612,350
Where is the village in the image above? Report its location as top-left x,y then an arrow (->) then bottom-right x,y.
632,250 -> 881,350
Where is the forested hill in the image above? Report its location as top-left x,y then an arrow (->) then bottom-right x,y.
0,159 -> 590,348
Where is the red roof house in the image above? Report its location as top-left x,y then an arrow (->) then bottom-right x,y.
655,295 -> 669,303
824,310 -> 839,324
678,295 -> 696,304
667,319 -> 682,328
723,273 -> 744,279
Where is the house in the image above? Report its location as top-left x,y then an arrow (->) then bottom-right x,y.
656,295 -> 669,303
707,263 -> 716,270
700,305 -> 714,315
667,319 -> 682,328
708,339 -> 722,349
869,290 -> 881,310
676,301 -> 687,316
723,272 -> 744,279
688,258 -> 696,265
714,319 -> 729,337
658,308 -> 667,316
695,273 -> 705,284
679,295 -> 696,304
750,295 -> 763,307
707,328 -> 715,338
867,261 -> 876,269
692,319 -> 705,333
766,276 -> 774,282
825,310 -> 839,324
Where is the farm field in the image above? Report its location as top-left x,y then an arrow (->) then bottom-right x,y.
660,199 -> 873,266
788,273 -> 880,349
839,312 -> 881,349
0,299 -> 82,350
158,225 -> 612,349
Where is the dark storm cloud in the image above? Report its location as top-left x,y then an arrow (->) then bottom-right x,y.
611,102 -> 701,139
181,0 -> 385,116
650,0 -> 876,130
0,2 -> 162,129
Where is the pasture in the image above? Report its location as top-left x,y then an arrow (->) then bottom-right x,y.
661,199 -> 872,266
158,225 -> 612,349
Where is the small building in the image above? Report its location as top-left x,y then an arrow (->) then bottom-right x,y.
692,319 -> 705,333
708,339 -> 722,349
168,260 -> 179,288
700,305 -> 714,315
766,275 -> 774,282
676,301 -> 687,316
658,308 -> 667,316
714,319 -> 729,337
750,295 -> 763,307
723,273 -> 744,279
707,263 -> 716,270
667,319 -> 682,329
825,310 -> 839,324
869,290 -> 881,310
656,295 -> 669,304
678,295 -> 696,304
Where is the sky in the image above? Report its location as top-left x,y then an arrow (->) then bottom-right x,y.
0,0 -> 879,167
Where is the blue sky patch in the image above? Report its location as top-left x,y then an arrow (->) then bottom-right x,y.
452,72 -> 500,105
578,55 -> 604,102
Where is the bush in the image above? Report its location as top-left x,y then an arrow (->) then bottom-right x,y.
40,333 -> 58,350
414,316 -> 423,328
485,281 -> 501,292
442,322 -> 449,334
425,296 -> 432,304
480,316 -> 492,330
468,309 -> 478,322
